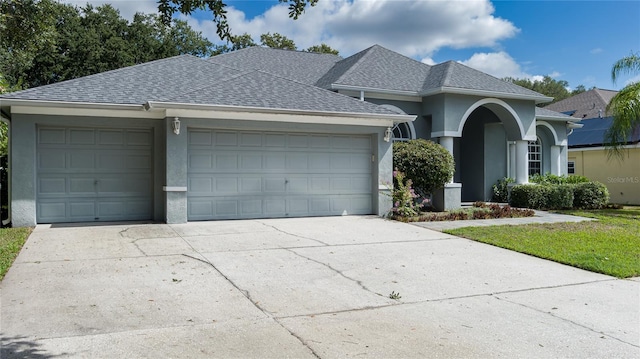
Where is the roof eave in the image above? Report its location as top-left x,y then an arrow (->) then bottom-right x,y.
0,98 -> 145,111
421,87 -> 553,104
146,101 -> 416,125
330,84 -> 421,98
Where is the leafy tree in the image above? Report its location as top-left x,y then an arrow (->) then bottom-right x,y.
504,76 -> 585,105
260,32 -> 296,50
305,43 -> 339,55
156,0 -> 317,41
605,52 -> 640,158
1,2 -> 215,89
0,0 -> 58,89
212,32 -> 257,55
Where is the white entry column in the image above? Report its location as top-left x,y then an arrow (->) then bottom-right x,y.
439,136 -> 454,183
509,141 -> 516,179
515,140 -> 529,184
550,145 -> 562,175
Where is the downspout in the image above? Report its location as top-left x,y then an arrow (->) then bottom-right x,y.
0,109 -> 10,227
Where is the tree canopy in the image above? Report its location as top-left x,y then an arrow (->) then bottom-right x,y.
503,76 -> 586,105
213,32 -> 339,55
156,0 -> 318,41
605,52 -> 640,158
0,0 -> 215,90
260,32 -> 297,50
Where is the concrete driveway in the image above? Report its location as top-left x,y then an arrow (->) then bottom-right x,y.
1,216 -> 638,358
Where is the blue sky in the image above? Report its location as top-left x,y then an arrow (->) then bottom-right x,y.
71,0 -> 640,91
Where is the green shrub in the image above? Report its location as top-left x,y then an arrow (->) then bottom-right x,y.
491,177 -> 514,202
390,170 -> 425,217
510,184 -> 548,209
393,139 -> 454,195
547,184 -> 574,209
530,173 -> 589,185
573,182 -> 609,209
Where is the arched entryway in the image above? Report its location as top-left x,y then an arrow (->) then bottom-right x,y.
455,99 -> 528,202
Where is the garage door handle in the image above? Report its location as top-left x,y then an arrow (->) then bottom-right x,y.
94,180 -> 99,185
285,179 -> 289,184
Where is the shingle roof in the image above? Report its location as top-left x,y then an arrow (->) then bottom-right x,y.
316,45 -> 430,92
544,88 -> 618,119
569,116 -> 640,147
0,54 -> 399,116
208,46 -> 341,85
422,61 -> 547,98
535,107 -> 576,120
162,70 -> 399,115
0,55 -> 245,105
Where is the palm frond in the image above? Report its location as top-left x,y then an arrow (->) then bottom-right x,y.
605,81 -> 640,160
611,53 -> 640,84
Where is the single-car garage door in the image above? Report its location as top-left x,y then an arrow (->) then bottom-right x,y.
37,126 -> 153,223
187,129 -> 374,220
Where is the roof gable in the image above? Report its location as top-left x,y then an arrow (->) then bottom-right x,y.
422,61 -> 548,99
317,45 -> 431,92
208,47 -> 341,85
544,88 -> 618,119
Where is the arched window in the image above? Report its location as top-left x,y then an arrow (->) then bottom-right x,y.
528,137 -> 542,176
392,122 -> 416,142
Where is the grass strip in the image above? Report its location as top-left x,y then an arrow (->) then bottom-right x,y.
445,207 -> 640,278
0,227 -> 33,280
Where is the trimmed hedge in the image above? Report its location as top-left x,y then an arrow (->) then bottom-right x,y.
393,139 -> 454,194
509,181 -> 608,210
573,182 -> 609,209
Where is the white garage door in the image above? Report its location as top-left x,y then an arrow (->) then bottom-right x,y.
36,126 -> 154,223
187,129 -> 374,220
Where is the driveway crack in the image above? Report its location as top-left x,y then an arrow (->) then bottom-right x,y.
286,248 -> 382,297
256,221 -> 330,246
493,295 -> 640,348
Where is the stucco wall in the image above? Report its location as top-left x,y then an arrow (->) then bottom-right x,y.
569,147 -> 640,205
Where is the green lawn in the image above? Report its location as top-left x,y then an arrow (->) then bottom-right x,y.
445,207 -> 640,278
0,227 -> 33,280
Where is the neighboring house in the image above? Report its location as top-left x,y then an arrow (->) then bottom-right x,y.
545,88 -> 640,204
0,45 -> 577,226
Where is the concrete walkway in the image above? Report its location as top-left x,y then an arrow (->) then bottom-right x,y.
413,209 -> 595,231
1,216 -> 638,358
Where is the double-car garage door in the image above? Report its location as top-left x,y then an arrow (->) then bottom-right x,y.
35,126 -> 374,223
187,129 -> 374,220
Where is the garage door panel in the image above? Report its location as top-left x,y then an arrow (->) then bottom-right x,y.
39,150 -> 67,169
188,129 -> 374,220
69,129 -> 95,145
37,126 -> 153,223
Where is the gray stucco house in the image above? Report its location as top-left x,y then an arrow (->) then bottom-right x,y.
0,44 -> 577,227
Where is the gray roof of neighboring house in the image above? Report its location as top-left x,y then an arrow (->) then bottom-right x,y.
209,46 -> 342,85
568,116 -> 640,147
0,54 -> 399,116
544,88 -> 618,119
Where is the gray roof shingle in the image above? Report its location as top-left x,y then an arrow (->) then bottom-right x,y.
1,55 -> 246,105
535,107 -> 576,120
544,88 -> 618,119
316,45 -> 431,92
162,70 -> 399,115
422,61 -> 548,98
208,47 -> 341,85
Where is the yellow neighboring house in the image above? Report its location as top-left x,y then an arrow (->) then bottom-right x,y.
545,88 -> 640,205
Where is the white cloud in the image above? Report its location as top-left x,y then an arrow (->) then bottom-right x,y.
60,0 -> 158,20
460,51 -> 552,81
548,71 -> 561,78
590,48 -> 603,54
183,0 -> 519,59
421,57 -> 436,66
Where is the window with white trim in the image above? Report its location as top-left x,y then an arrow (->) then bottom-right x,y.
391,122 -> 416,142
528,137 -> 542,176
567,161 -> 575,174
